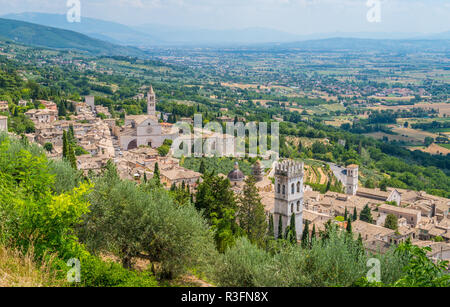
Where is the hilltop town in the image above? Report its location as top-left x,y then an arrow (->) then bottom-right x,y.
2,86 -> 448,264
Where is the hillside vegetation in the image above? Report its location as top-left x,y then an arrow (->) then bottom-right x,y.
0,18 -> 146,57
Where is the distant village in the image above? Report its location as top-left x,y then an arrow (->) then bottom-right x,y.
1,87 -> 449,263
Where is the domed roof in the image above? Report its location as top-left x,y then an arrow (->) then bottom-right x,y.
228,162 -> 245,182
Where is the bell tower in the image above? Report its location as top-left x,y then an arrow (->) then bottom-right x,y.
346,164 -> 359,195
273,160 -> 304,240
147,85 -> 156,117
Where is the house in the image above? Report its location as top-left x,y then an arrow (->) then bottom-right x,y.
38,100 -> 58,111
377,204 -> 422,227
0,101 -> 9,113
0,116 -> 7,131
356,187 -> 401,206
25,109 -> 58,124
160,166 -> 202,188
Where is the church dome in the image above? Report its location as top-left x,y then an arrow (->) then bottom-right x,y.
228,162 -> 245,182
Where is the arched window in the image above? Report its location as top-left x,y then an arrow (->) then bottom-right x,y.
297,201 -> 300,212
282,185 -> 285,195
277,184 -> 280,193
291,183 -> 295,194
291,203 -> 294,213
297,182 -> 301,193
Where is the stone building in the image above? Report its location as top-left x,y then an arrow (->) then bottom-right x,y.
0,101 -> 9,113
119,86 -> 177,150
273,160 -> 304,240
0,116 -> 7,131
346,164 -> 358,195
25,109 -> 58,124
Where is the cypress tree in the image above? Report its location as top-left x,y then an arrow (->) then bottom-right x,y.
199,160 -> 206,174
62,130 -> 69,159
288,214 -> 297,244
346,218 -> 352,234
268,214 -> 274,238
344,207 -> 348,221
301,220 -> 310,249
68,143 -> 77,170
154,162 -> 161,186
68,124 -> 75,145
311,224 -> 316,245
277,215 -> 283,240
352,207 -> 358,221
360,204 -> 373,223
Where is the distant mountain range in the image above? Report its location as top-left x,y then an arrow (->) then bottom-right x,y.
270,37 -> 450,53
0,12 -> 449,57
0,18 -> 146,56
4,12 -> 449,47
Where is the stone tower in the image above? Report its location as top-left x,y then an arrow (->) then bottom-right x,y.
273,160 -> 304,240
346,164 -> 359,195
147,85 -> 156,117
252,160 -> 264,182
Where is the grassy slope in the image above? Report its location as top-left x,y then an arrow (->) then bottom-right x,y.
0,245 -> 64,287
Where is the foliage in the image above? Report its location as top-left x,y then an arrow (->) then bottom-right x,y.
384,214 -> 399,230
392,241 -> 450,287
79,168 -> 216,279
195,172 -> 241,252
237,176 -> 267,247
359,204 -> 373,223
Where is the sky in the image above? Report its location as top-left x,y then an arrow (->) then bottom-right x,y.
0,0 -> 449,35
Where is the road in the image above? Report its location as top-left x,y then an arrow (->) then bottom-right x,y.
327,162 -> 347,185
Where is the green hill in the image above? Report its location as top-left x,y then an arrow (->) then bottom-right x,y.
0,18 -> 147,57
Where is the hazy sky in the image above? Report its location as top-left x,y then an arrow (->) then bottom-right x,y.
0,0 -> 449,34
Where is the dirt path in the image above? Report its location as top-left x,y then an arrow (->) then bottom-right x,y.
182,275 -> 214,287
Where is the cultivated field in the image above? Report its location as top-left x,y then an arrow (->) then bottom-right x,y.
408,143 -> 450,156
369,102 -> 450,116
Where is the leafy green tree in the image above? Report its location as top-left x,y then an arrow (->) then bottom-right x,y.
360,204 -> 373,223
199,160 -> 206,174
195,173 -> 239,252
384,214 -> 398,230
392,241 -> 450,287
237,176 -> 267,246
80,173 -> 216,279
44,142 -> 53,152
380,180 -> 388,192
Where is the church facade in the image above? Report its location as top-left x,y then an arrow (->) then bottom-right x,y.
119,86 -> 177,150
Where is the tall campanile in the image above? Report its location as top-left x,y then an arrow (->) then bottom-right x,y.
147,85 -> 156,117
273,160 -> 304,240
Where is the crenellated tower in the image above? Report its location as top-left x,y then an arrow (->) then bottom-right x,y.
273,160 -> 304,240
